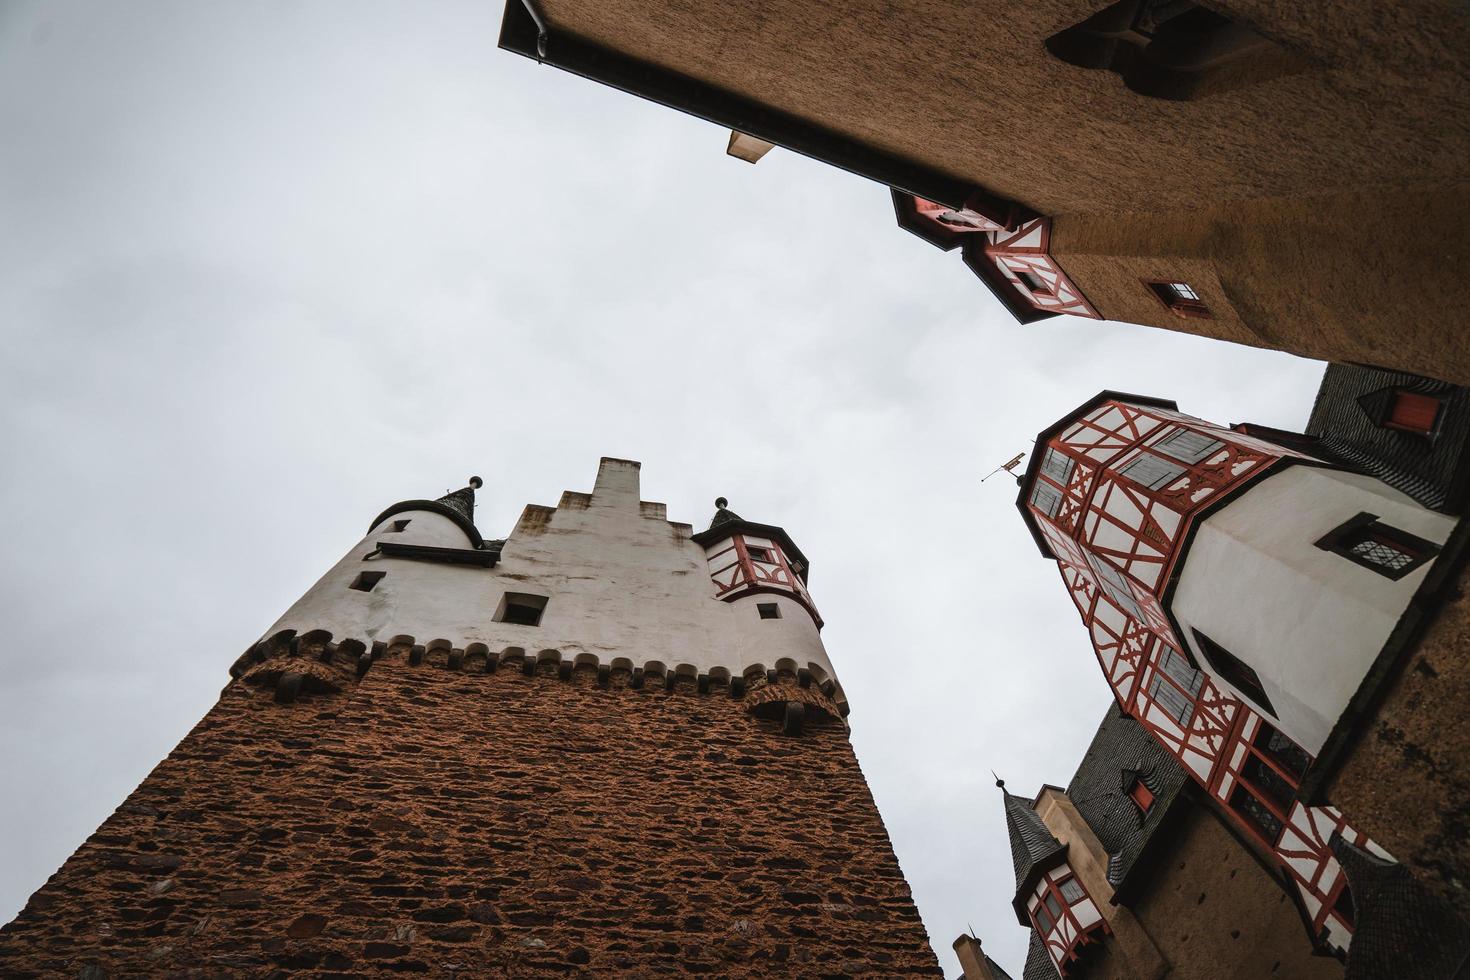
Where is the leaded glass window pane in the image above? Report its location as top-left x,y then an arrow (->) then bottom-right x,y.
1155,428 -> 1224,464
1031,482 -> 1063,518
1041,447 -> 1075,484
1231,786 -> 1284,844
1117,452 -> 1186,491
1348,537 -> 1414,571
1149,673 -> 1193,726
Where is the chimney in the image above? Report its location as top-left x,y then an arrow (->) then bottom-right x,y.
953,934 -> 1000,980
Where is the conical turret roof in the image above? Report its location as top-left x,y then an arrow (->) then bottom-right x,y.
436,476 -> 482,523
368,476 -> 487,550
707,496 -> 742,531
998,779 -> 1065,890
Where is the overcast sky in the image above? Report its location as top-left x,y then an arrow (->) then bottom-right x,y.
0,2 -> 1327,973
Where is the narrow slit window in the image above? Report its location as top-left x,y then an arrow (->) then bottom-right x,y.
1315,513 -> 1439,581
1193,628 -> 1275,715
757,602 -> 781,620
350,571 -> 386,592
495,592 -> 548,627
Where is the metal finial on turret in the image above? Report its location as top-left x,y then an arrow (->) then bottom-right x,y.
469,476 -> 483,489
992,771 -> 1005,790
716,496 -> 728,509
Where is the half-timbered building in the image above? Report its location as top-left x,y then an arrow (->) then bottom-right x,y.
1010,371 -> 1470,975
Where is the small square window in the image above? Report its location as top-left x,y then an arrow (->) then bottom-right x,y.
495,592 -> 548,627
1015,269 -> 1052,296
350,570 -> 386,592
757,602 -> 781,620
746,546 -> 773,563
1143,279 -> 1212,319
1117,452 -> 1185,491
1315,512 -> 1439,581
390,519 -> 411,532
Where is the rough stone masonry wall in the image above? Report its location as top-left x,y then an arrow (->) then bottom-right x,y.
1327,557 -> 1470,920
0,642 -> 940,978
1087,806 -> 1342,980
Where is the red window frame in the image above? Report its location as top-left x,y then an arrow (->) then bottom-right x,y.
1129,779 -> 1155,813
1225,720 -> 1309,848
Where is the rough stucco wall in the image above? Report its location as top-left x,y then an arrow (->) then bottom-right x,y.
0,647 -> 939,977
1327,561 -> 1470,917
533,0 -> 1469,216
1088,806 -> 1342,980
1049,187 -> 1470,386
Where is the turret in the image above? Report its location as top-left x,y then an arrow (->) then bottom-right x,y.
997,778 -> 1106,976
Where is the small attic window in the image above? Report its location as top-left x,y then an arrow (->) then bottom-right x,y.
495,592 -> 548,627
390,519 -> 411,532
1384,391 -> 1442,435
746,546 -> 773,563
1128,778 -> 1155,814
757,602 -> 781,620
350,571 -> 386,592
1144,280 -> 1212,319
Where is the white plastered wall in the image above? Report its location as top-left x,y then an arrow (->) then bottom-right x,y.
1171,465 -> 1454,753
260,458 -> 842,701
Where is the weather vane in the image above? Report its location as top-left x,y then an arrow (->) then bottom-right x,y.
981,452 -> 1026,483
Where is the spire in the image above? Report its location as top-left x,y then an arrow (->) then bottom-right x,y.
436,476 -> 483,523
996,778 -> 1065,889
707,496 -> 742,531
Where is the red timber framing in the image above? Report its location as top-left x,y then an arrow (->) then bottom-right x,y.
702,532 -> 822,627
986,218 -> 1101,320
1018,394 -> 1374,957
1028,864 -> 1108,975
891,191 -> 1099,321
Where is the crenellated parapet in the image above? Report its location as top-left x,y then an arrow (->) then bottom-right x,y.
228,625 -> 851,721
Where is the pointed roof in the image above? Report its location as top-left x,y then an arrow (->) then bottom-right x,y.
998,778 -> 1066,892
368,476 -> 488,549
707,496 -> 742,530
435,476 -> 482,523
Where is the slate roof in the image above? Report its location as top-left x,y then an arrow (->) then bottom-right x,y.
1021,931 -> 1056,980
1066,704 -> 1191,890
435,480 -> 479,523
1331,837 -> 1470,980
707,497 -> 742,530
1000,782 -> 1066,890
1305,363 -> 1470,513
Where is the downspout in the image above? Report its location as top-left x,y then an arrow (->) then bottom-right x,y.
519,0 -> 549,60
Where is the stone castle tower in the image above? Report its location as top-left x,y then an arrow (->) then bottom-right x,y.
0,458 -> 939,977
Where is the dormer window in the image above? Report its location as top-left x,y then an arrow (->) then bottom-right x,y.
1144,279 -> 1212,319
1128,778 -> 1155,814
1384,391 -> 1442,435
